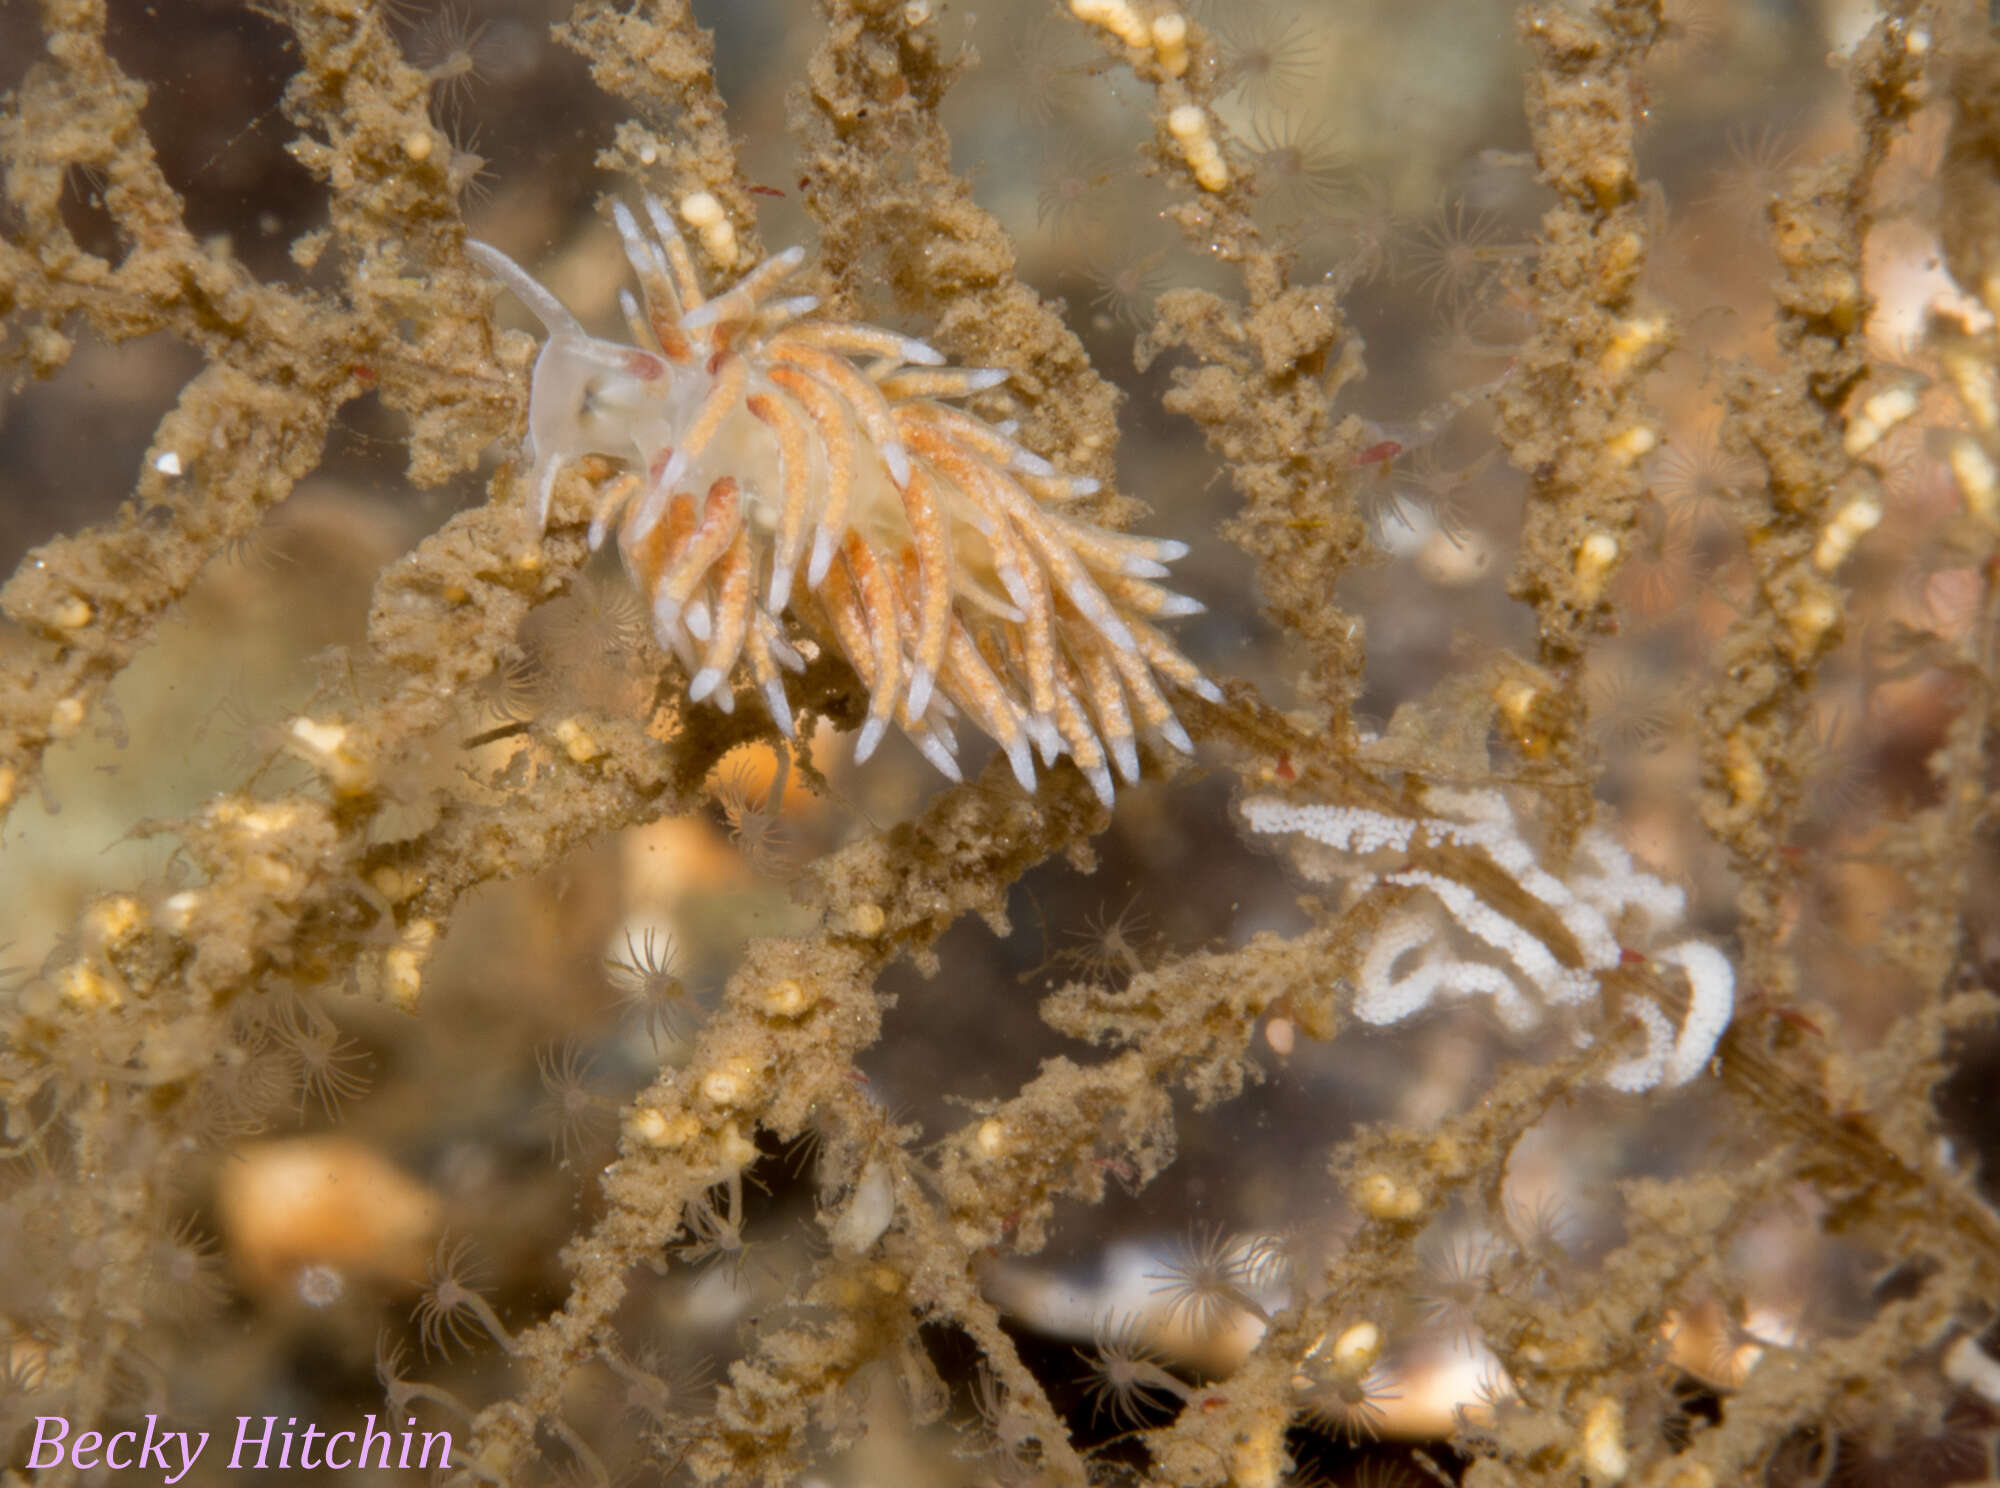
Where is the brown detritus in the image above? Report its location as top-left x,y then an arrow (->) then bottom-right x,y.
793,0 -> 1129,518
554,0 -> 765,269
1941,18 -> 2000,318
4,0 -> 2000,1484
1141,282 -> 1371,730
1699,3 -> 1928,1008
0,0 -> 515,829
1495,0 -> 1668,845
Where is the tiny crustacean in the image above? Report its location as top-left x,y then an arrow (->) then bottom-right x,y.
467,197 -> 1217,803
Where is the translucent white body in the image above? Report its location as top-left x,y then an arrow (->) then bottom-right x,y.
470,199 -> 1216,802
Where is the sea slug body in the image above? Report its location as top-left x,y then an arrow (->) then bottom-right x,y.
467,200 -> 1217,804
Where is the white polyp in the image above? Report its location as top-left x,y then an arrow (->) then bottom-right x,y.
689,667 -> 723,702
1152,539 -> 1190,561
1110,734 -> 1140,784
1157,714 -> 1195,757
855,715 -> 889,763
883,440 -> 912,488
1123,556 -> 1171,579
764,680 -> 796,736
712,684 -> 734,714
830,1161 -> 896,1256
685,599 -> 712,641
962,368 -> 1012,392
1065,476 -> 1102,496
1191,676 -> 1224,703
1152,592 -> 1206,617
898,336 -> 946,366
907,664 -> 936,720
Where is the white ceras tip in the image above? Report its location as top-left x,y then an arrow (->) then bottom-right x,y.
1026,714 -> 1063,765
768,564 -> 798,615
1004,734 -> 1037,793
806,531 -> 837,589
917,733 -> 964,782
1084,765 -> 1115,808
652,589 -> 684,640
763,680 -> 796,737
1110,734 -> 1141,785
641,194 -> 684,248
765,294 -> 820,321
611,201 -> 647,256
906,665 -> 937,722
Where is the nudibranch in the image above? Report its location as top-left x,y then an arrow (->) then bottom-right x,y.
468,198 -> 1216,803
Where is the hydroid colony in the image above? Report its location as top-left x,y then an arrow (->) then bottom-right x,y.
3,0 -> 1998,1485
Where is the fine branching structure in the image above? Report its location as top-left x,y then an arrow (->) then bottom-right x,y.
3,1 -> 2000,1486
